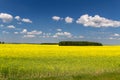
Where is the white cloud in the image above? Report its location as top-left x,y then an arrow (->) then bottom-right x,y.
73,35 -> 84,39
7,25 -> 15,29
52,16 -> 61,21
76,14 -> 120,27
65,16 -> 73,23
57,29 -> 62,32
23,35 -> 36,38
53,32 -> 72,38
21,29 -> 27,34
113,33 -> 120,37
109,37 -> 116,40
43,33 -> 51,36
15,16 -> 21,21
27,30 -> 42,35
79,36 -> 84,38
0,13 -> 13,23
15,16 -> 32,23
14,32 -> 19,34
22,18 -> 32,23
21,29 -> 42,37
21,29 -> 42,38
41,33 -> 51,38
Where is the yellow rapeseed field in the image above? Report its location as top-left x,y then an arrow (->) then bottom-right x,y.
0,44 -> 120,80
0,44 -> 120,57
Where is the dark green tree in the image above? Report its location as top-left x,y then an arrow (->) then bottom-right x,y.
59,41 -> 103,46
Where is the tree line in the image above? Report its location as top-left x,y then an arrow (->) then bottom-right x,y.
59,41 -> 103,46
41,43 -> 58,45
0,41 -> 5,44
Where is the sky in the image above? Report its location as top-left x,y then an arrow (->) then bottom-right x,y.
0,0 -> 120,44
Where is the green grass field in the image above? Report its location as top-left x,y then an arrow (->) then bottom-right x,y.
0,44 -> 120,80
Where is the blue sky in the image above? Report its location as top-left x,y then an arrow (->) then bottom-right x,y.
0,0 -> 120,44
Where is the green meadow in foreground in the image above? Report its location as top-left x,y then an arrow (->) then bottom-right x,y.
0,44 -> 120,80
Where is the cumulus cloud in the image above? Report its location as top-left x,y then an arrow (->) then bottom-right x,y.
113,33 -> 120,37
73,35 -> 85,39
7,25 -> 15,29
15,16 -> 32,23
53,32 -> 72,38
14,32 -> 19,34
0,13 -> 13,23
22,18 -> 32,23
21,29 -> 42,38
79,36 -> 84,38
42,33 -> 51,38
21,29 -> 27,34
0,13 -> 32,24
52,16 -> 74,23
15,16 -> 21,21
27,30 -> 42,35
57,29 -> 62,32
76,14 -> 120,27
21,29 -> 42,35
23,35 -> 36,38
52,16 -> 61,21
109,37 -> 116,40
65,16 -> 73,23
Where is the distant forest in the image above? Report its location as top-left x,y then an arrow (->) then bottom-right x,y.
0,41 -> 5,44
59,41 -> 103,46
0,41 -> 103,46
